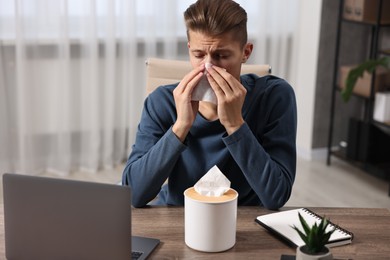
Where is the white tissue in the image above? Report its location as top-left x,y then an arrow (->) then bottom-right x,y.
194,165 -> 231,197
192,63 -> 217,104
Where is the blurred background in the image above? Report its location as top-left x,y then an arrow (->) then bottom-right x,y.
0,0 -> 302,174
1,0 -> 389,207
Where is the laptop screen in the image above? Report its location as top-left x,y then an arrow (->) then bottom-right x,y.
3,173 -> 133,260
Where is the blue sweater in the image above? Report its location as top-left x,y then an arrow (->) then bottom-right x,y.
122,74 -> 297,209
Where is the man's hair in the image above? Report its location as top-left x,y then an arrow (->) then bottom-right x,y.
184,0 -> 248,47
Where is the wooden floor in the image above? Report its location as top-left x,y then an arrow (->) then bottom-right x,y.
1,157 -> 389,208
286,157 -> 389,208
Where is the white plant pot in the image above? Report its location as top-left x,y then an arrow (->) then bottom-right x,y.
296,245 -> 333,260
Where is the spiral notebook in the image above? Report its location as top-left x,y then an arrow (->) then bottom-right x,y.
255,208 -> 354,248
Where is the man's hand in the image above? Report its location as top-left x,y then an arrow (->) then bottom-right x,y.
206,65 -> 246,135
172,64 -> 205,142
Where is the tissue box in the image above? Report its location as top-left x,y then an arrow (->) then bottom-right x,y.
343,0 -> 390,24
339,65 -> 390,97
374,92 -> 390,124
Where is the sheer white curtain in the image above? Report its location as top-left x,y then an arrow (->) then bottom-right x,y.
0,0 -> 299,176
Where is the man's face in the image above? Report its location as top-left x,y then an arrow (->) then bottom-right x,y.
187,30 -> 252,80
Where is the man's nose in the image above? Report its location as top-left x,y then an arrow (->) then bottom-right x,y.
204,56 -> 215,66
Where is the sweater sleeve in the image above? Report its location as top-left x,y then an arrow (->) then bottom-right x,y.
122,92 -> 186,207
222,82 -> 297,210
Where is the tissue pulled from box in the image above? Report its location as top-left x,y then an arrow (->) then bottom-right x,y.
194,165 -> 231,197
191,63 -> 217,104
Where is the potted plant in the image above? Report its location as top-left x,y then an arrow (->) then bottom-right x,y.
292,212 -> 335,260
341,56 -> 390,102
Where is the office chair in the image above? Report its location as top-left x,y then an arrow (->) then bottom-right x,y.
145,58 -> 271,94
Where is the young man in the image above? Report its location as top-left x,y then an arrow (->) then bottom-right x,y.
122,0 -> 297,209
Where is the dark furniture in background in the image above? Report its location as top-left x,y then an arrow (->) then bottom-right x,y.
327,0 -> 390,195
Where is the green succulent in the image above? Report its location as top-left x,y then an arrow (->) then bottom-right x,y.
292,212 -> 336,254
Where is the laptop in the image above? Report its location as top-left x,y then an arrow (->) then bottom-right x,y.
2,173 -> 160,260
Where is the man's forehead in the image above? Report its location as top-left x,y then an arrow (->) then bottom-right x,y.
188,30 -> 241,50
190,45 -> 234,52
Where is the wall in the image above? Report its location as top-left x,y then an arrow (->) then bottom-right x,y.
292,0 -> 323,160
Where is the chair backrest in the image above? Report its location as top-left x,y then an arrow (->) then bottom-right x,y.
145,58 -> 271,94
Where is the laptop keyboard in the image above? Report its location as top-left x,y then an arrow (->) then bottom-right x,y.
132,251 -> 143,260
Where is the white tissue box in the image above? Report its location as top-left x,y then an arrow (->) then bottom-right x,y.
374,92 -> 390,124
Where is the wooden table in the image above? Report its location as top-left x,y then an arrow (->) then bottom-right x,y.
1,206 -> 390,259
